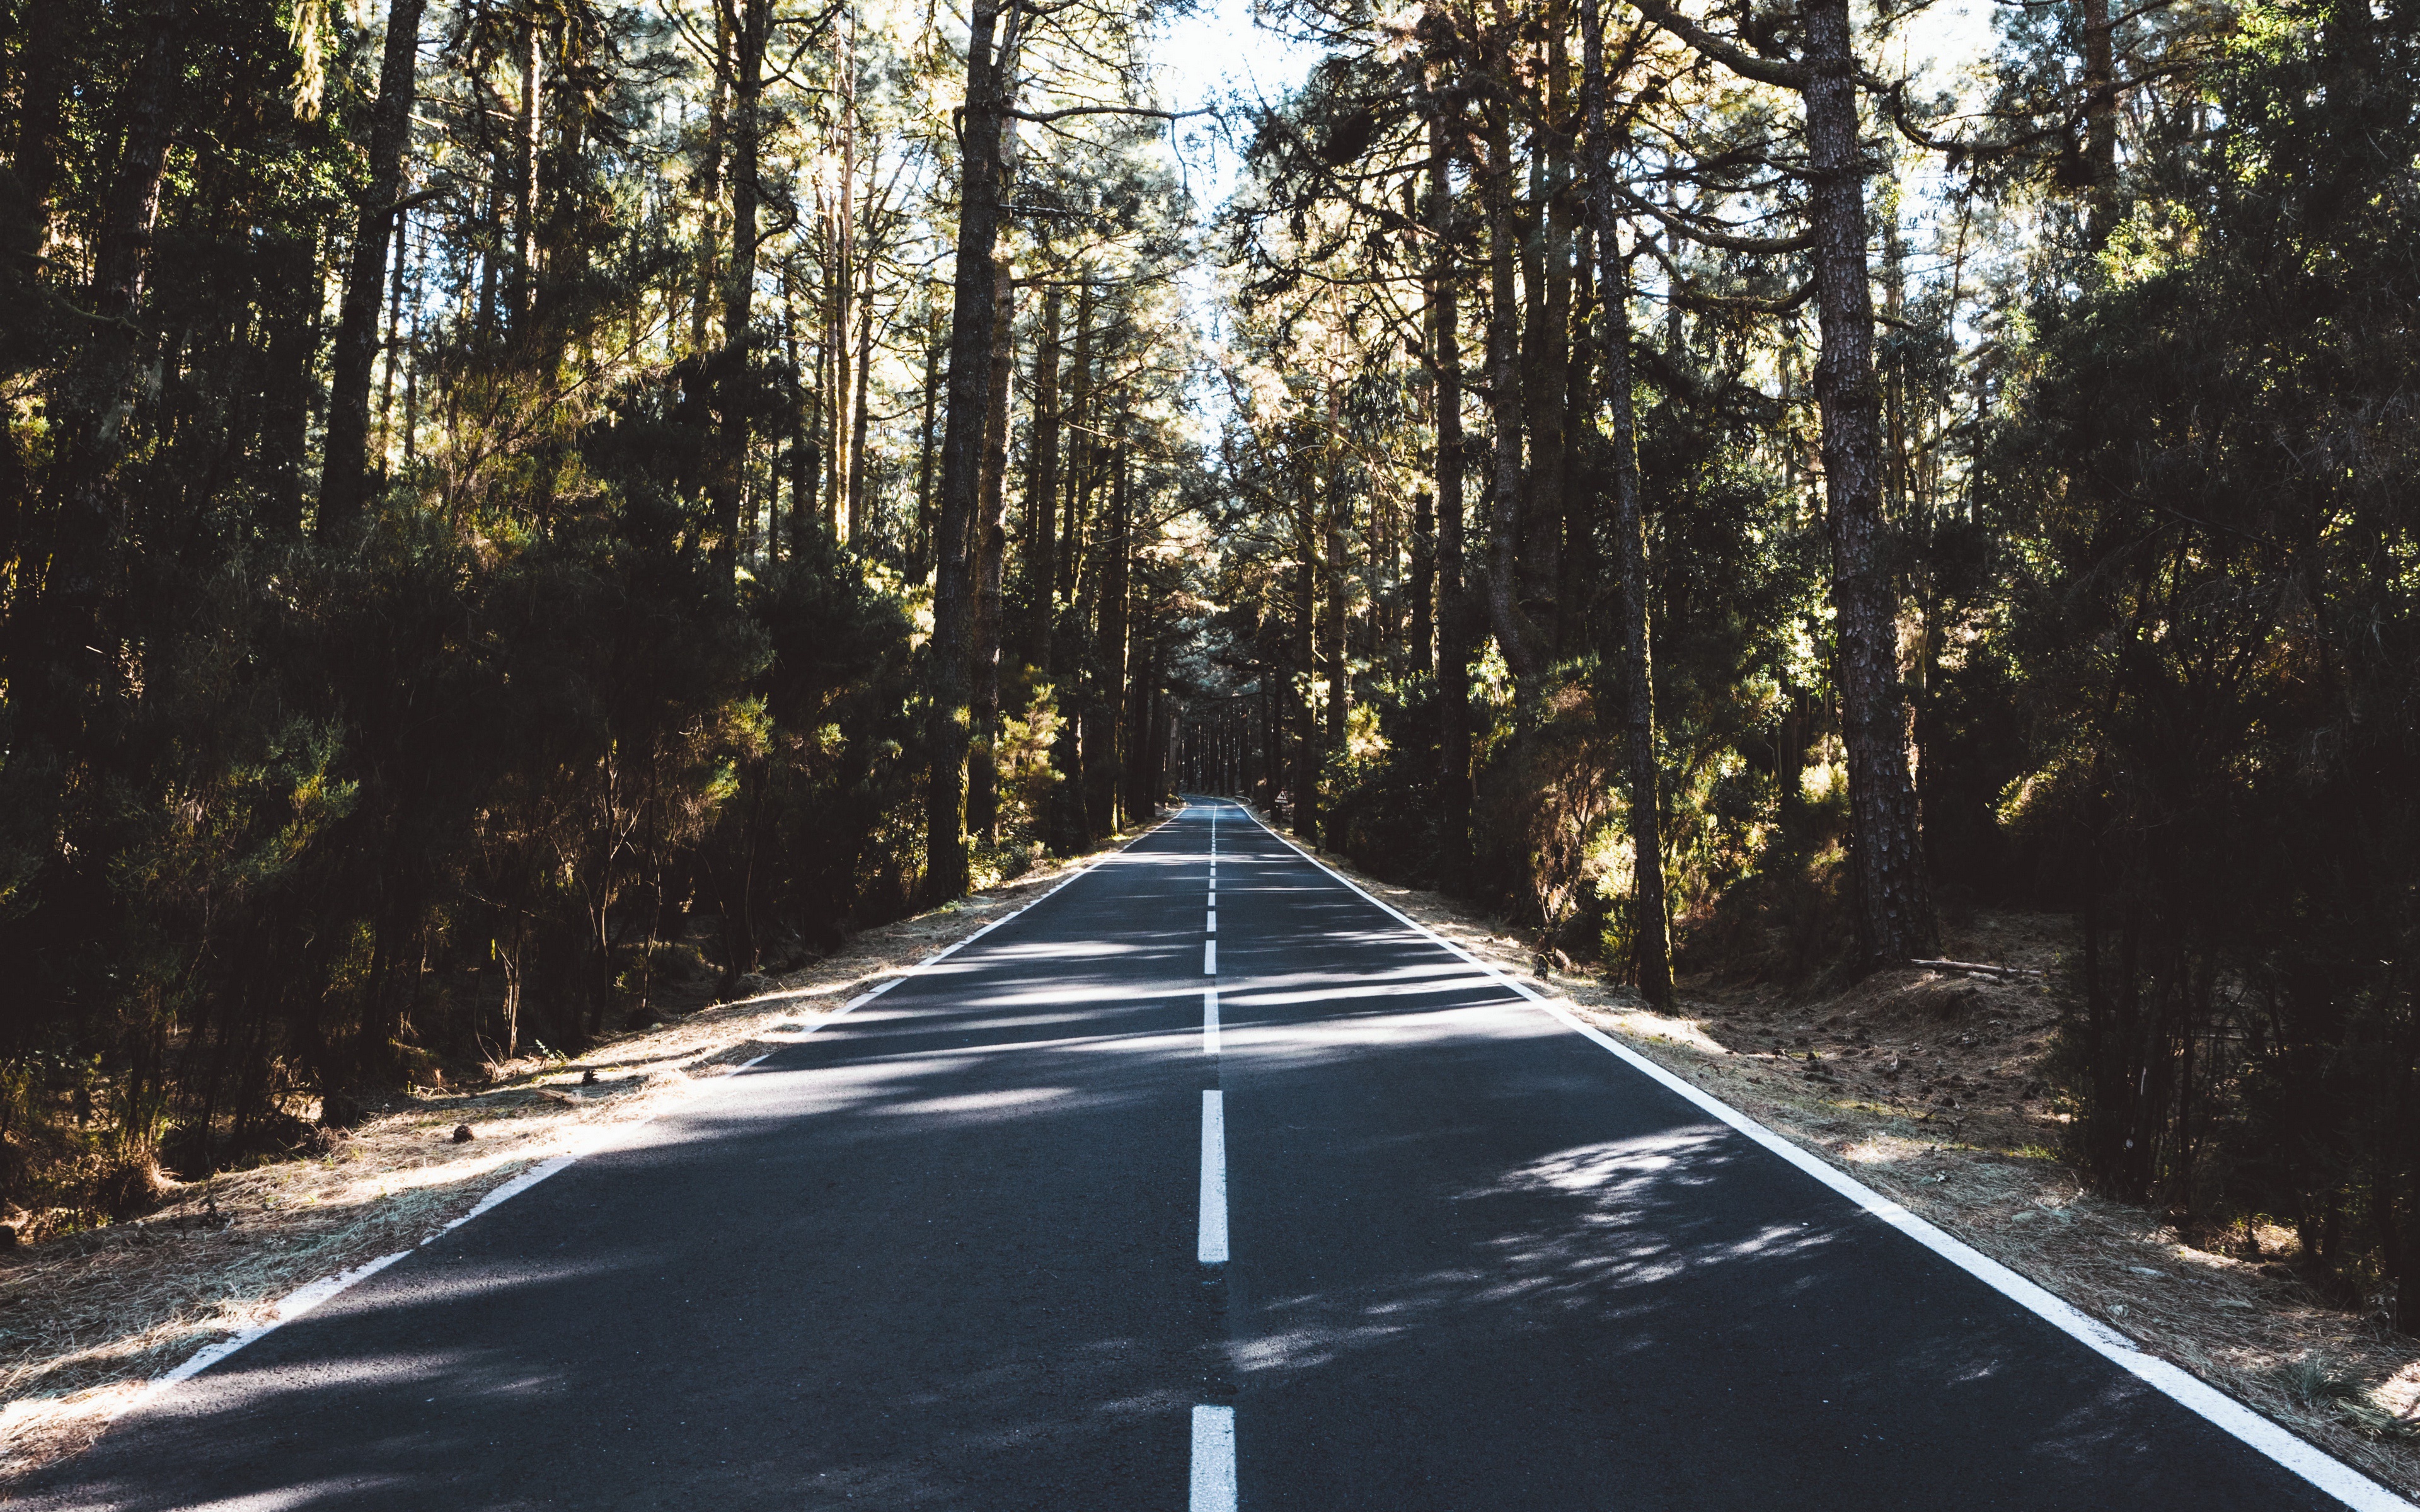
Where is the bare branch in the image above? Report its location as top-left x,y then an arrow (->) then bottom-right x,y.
1624,0 -> 1811,91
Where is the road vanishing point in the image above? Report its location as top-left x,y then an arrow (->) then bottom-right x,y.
27,801 -> 2402,1510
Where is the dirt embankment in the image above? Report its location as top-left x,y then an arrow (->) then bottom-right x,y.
1260,823 -> 2420,1501
0,827 -> 1154,1492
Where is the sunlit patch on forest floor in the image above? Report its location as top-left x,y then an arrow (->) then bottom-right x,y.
1262,816 -> 2420,1500
0,823 -> 1162,1491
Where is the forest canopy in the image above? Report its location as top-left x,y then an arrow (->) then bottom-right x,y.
5,0 -> 2420,1330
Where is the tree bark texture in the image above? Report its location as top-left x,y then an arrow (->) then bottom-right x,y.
1022,283 -> 1063,668
319,0 -> 427,539
1429,103 -> 1473,873
1479,66 -> 1543,692
709,0 -> 771,570
1522,27 -> 1569,646
1410,486 -> 1434,677
5,0 -> 69,265
969,260 -> 1015,845
1058,280 -> 1096,600
1085,439 -> 1130,833
1124,616 -> 1156,821
507,13 -> 539,330
2082,0 -> 2118,248
1581,0 -> 1673,1007
1293,447 -> 1320,839
694,2 -> 729,353
1804,0 -> 1939,966
1320,381 -> 1349,850
924,0 -> 1017,899
913,318 -> 939,571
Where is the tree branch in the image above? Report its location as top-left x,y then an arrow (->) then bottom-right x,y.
1005,103 -> 1213,124
1624,0 -> 1809,90
1620,186 -> 1814,252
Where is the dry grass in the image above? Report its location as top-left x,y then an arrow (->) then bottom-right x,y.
1261,817 -> 2420,1501
0,825 -> 1156,1493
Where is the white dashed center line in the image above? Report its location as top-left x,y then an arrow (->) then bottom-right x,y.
1198,1091 -> 1228,1264
1193,807 -> 1235,1509
1190,1405 -> 1237,1512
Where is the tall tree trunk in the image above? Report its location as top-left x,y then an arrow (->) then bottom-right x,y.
476,108 -> 502,342
2081,0 -> 2118,249
1022,282 -> 1063,667
693,3 -> 729,354
3,0 -> 69,262
402,273 -> 420,461
1479,64 -> 1543,695
40,0 -> 184,575
1059,278 -> 1096,599
1524,18 -> 1570,649
1292,442 -> 1320,840
780,264 -> 805,557
1805,0 -> 1939,965
1259,679 -> 1276,806
318,0 -> 427,539
711,0 -> 770,573
1410,486 -> 1434,678
1662,220 -> 1684,353
847,299 -> 873,540
0,0 -> 62,534
1125,621 -> 1156,820
507,11 -> 539,332
259,227 -> 321,538
969,260 -> 1015,845
833,6 -> 859,539
1428,100 -> 1472,874
925,0 -> 1018,899
1320,386 -> 1349,851
1088,437 -> 1130,832
913,304 -> 941,573
823,197 -> 844,525
379,210 -> 408,449
792,331 -> 824,553
1044,285 -> 1092,853
1561,219 -> 1597,633
531,10 -> 589,336
1581,0 -> 1672,1007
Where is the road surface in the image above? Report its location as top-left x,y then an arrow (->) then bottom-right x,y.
25,801 -> 2390,1509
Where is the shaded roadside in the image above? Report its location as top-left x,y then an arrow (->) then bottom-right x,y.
0,823 -> 1160,1491
1243,807 -> 2420,1503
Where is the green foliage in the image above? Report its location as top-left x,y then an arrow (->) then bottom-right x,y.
1985,0 -> 2420,1312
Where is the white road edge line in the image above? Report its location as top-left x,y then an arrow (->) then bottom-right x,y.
120,816 -> 1180,1422
1199,1090 -> 1229,1264
1233,803 -> 2412,1512
1190,1403 -> 1238,1512
1204,988 -> 1221,1056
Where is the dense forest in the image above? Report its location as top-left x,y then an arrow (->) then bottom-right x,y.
4,0 -> 2419,1329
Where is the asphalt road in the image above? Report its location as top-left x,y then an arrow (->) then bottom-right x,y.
26,801 -> 2386,1509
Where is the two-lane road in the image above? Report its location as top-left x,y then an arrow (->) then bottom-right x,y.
28,801 -> 2397,1509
